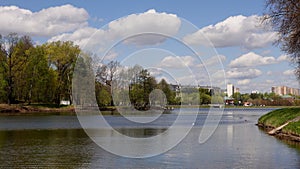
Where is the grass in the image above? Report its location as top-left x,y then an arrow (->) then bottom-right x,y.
258,108 -> 300,137
282,121 -> 300,136
258,108 -> 300,127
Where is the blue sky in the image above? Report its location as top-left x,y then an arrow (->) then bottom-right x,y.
0,0 -> 298,93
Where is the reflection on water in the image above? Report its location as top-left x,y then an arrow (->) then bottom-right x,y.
0,108 -> 299,168
0,129 -> 94,168
116,128 -> 167,138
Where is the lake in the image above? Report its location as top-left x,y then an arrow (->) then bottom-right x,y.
0,108 -> 299,168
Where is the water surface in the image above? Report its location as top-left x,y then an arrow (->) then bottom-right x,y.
0,108 -> 299,168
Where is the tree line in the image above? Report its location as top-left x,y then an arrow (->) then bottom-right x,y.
232,92 -> 300,106
0,33 -> 80,106
94,63 -> 180,110
94,61 -> 221,109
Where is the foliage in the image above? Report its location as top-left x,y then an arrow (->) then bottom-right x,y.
0,33 -> 80,106
129,69 -> 157,110
95,83 -> 111,107
44,41 -> 80,106
157,79 -> 177,105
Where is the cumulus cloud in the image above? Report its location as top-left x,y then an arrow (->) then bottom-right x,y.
197,55 -> 226,68
0,5 -> 89,37
183,15 -> 277,49
226,68 -> 262,79
49,9 -> 181,47
237,79 -> 250,85
283,69 -> 294,76
277,54 -> 291,62
229,52 -> 277,68
159,55 -> 195,68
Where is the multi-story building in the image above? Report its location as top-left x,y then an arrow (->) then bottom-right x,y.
227,83 -> 234,97
271,86 -> 300,96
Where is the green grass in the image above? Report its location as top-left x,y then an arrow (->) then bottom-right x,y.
258,108 -> 300,127
282,121 -> 300,136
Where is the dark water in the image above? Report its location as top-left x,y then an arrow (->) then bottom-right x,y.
0,108 -> 299,168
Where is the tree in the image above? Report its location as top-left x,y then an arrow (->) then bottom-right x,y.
199,88 -> 211,105
264,0 -> 300,79
129,69 -> 157,110
158,79 -> 176,104
0,36 -> 6,102
0,33 -> 33,104
95,83 -> 112,108
232,92 -> 242,105
24,46 -> 57,103
45,41 -> 80,106
12,36 -> 34,102
96,60 -> 120,86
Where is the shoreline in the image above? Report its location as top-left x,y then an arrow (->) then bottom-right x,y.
257,108 -> 300,142
0,104 -> 295,113
257,123 -> 300,142
0,104 -> 75,115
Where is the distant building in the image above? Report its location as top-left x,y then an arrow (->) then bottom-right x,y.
251,90 -> 260,94
224,96 -> 234,105
199,85 -> 222,95
271,86 -> 300,96
169,84 -> 181,98
235,88 -> 240,93
227,83 -> 234,97
281,95 -> 295,102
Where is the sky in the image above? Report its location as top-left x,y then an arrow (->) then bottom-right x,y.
0,0 -> 298,93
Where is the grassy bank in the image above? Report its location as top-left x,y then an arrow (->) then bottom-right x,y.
258,108 -> 300,141
0,104 -> 75,115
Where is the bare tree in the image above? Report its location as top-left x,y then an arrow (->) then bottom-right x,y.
96,61 -> 120,86
264,0 -> 300,78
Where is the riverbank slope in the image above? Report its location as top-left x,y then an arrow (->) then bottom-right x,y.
0,104 -> 75,115
257,108 -> 300,142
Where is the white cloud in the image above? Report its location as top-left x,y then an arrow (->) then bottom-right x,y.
197,55 -> 226,68
0,5 -> 89,37
108,9 -> 181,45
226,68 -> 262,79
183,15 -> 277,49
49,27 -> 98,46
229,52 -> 277,68
237,79 -> 250,85
49,9 -> 181,47
277,54 -> 290,62
283,69 -> 294,76
159,55 -> 195,68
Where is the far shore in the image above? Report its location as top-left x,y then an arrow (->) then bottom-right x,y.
0,103 -> 297,115
0,104 -> 75,115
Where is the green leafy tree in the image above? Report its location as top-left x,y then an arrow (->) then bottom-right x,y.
129,69 -> 157,110
232,92 -> 242,105
0,33 -> 33,104
158,79 -> 176,105
45,41 -> 80,106
24,46 -> 57,103
95,83 -> 112,108
199,88 -> 211,105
